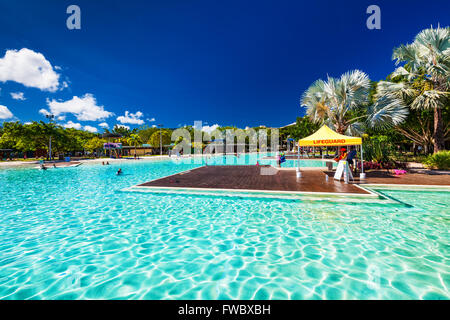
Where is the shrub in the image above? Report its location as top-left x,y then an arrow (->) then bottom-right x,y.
363,135 -> 394,163
358,160 -> 407,171
424,150 -> 450,170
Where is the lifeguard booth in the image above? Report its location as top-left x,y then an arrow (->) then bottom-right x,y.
297,125 -> 365,181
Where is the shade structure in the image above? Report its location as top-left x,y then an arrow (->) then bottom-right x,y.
103,142 -> 122,149
298,125 -> 362,147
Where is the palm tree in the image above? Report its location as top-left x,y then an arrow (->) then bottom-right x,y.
301,70 -> 408,134
379,26 -> 450,152
126,133 -> 142,158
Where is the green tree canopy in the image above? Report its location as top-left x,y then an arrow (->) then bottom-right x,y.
377,26 -> 450,152
149,130 -> 171,148
84,137 -> 107,153
0,121 -> 97,156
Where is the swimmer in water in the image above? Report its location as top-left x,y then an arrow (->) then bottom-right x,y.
117,168 -> 122,175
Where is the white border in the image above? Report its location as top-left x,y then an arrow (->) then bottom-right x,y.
130,165 -> 379,198
362,183 -> 450,190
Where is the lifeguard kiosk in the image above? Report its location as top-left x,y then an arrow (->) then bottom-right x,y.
297,125 -> 365,182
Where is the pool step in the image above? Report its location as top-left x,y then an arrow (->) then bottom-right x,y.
119,185 -> 409,207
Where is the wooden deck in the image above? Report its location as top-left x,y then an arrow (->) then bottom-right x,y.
138,165 -> 370,195
330,170 -> 450,186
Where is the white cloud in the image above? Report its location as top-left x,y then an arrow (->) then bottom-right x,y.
57,115 -> 66,121
117,111 -> 144,125
39,108 -> 51,117
147,117 -> 155,122
99,122 -> 109,128
202,124 -> 220,134
24,122 -> 32,125
83,125 -> 98,133
115,124 -> 130,130
0,48 -> 61,92
45,94 -> 113,121
152,125 -> 157,128
62,121 -> 82,130
10,92 -> 26,100
0,105 -> 14,119
62,121 -> 98,133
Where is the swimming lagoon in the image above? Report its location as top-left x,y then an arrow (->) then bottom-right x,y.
0,154 -> 448,299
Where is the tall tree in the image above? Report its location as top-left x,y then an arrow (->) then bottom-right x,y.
126,133 -> 142,156
84,137 -> 107,156
381,26 -> 450,153
137,126 -> 159,144
112,125 -> 136,138
301,70 -> 408,134
149,130 -> 171,148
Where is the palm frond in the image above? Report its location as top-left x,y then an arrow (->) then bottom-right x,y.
346,122 -> 365,136
376,81 -> 418,101
367,96 -> 409,130
411,90 -> 450,110
300,70 -> 372,130
390,66 -> 420,82
340,70 -> 370,109
395,26 -> 450,79
301,79 -> 329,123
415,26 -> 450,54
393,43 -> 419,67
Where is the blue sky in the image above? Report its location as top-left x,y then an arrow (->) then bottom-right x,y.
0,0 -> 448,132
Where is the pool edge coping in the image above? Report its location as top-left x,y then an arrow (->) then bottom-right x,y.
128,165 -> 380,199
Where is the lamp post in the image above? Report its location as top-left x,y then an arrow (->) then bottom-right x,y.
158,124 -> 163,156
45,114 -> 55,161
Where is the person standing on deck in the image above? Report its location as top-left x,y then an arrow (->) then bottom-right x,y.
346,147 -> 357,173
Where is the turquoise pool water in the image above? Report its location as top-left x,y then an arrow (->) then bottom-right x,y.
0,155 -> 449,299
202,153 -> 337,168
